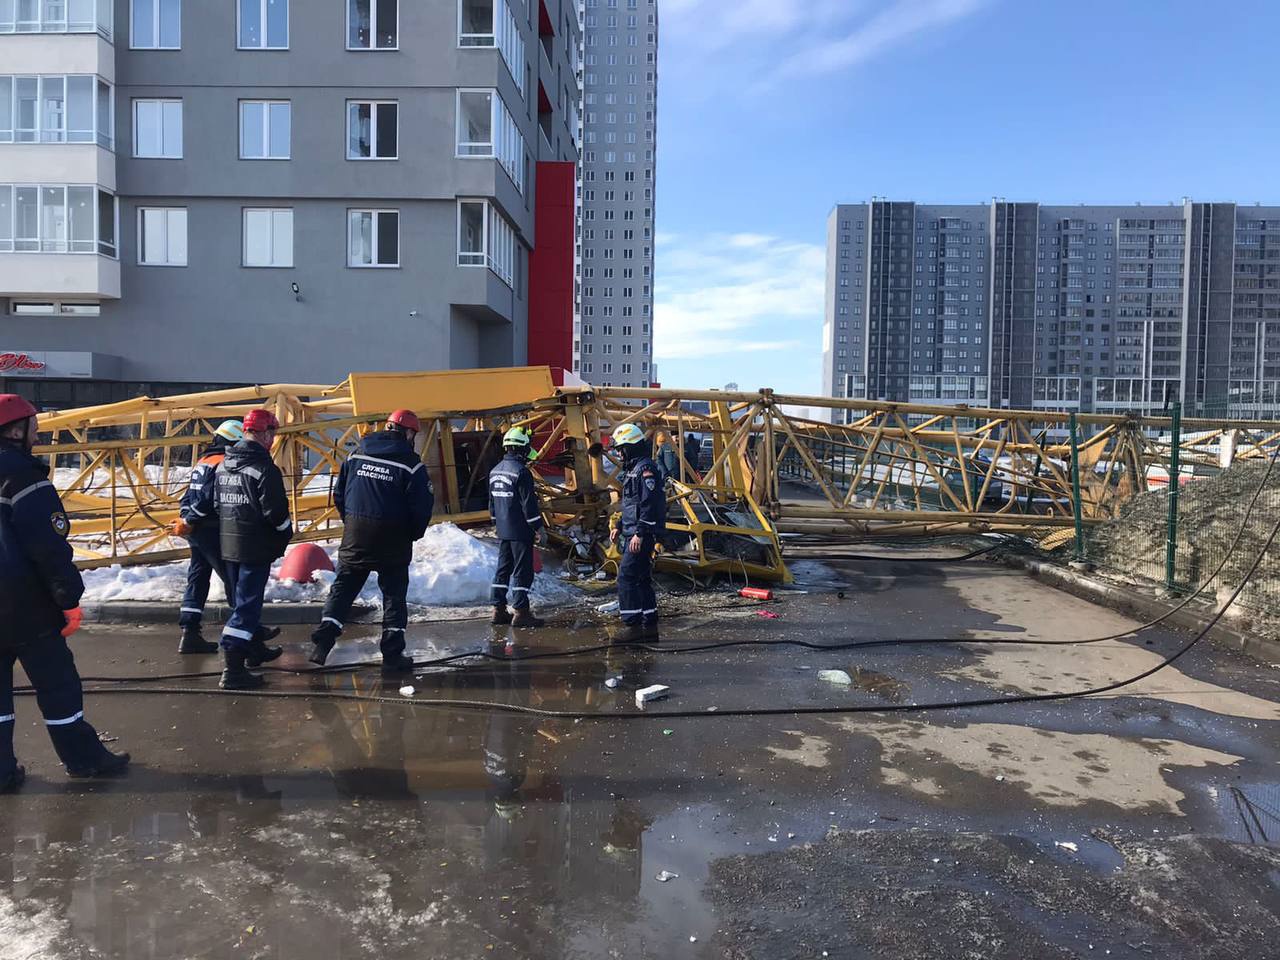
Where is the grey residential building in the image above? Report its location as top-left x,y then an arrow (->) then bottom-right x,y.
0,0 -> 581,407
573,0 -> 657,388
824,199 -> 1280,421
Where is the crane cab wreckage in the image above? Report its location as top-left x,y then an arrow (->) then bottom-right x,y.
30,366 -> 1280,583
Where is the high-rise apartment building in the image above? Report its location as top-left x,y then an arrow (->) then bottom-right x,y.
573,0 -> 658,388
0,0 -> 581,407
824,199 -> 1280,421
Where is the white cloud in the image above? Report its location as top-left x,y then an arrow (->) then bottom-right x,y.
654,233 -> 825,362
771,0 -> 990,81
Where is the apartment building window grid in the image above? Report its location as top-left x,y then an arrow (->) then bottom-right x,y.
0,75 -> 113,149
1,184 -> 116,256
130,0 -> 179,48
133,98 -> 182,158
239,100 -> 290,160
238,0 -> 288,49
347,209 -> 398,268
347,100 -> 397,160
347,0 -> 397,50
1,0 -> 112,35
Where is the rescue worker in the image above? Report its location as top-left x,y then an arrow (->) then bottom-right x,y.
308,410 -> 433,675
203,408 -> 292,690
609,423 -> 666,641
173,420 -> 244,654
0,395 -> 129,791
488,427 -> 545,628
653,430 -> 679,482
683,432 -> 702,476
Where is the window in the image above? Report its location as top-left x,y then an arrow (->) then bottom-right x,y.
131,0 -> 179,48
10,301 -> 101,316
239,100 -> 289,159
0,76 -> 112,148
238,0 -> 287,48
0,184 -> 115,255
458,0 -> 524,94
137,206 -> 186,265
456,199 -> 515,286
346,101 -> 397,159
348,209 -> 398,267
133,98 -> 181,157
1,0 -> 112,35
243,208 -> 292,267
347,0 -> 396,48
456,89 -> 524,192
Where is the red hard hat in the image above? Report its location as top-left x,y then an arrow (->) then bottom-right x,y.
0,394 -> 38,428
387,409 -> 421,432
243,409 -> 280,433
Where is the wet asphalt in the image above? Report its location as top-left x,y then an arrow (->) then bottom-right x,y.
3,548 -> 1280,959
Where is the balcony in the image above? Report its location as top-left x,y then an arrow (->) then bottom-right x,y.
0,144 -> 116,191
0,33 -> 114,80
0,252 -> 119,299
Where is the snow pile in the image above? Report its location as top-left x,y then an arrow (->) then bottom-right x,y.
80,523 -> 580,615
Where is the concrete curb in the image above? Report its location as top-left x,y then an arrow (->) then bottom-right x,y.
996,552 -> 1280,664
82,601 -> 377,626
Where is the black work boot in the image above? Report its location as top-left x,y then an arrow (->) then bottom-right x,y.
491,604 -> 514,626
257,625 -> 282,643
48,718 -> 131,779
640,620 -> 660,641
607,623 -> 645,644
511,608 -> 545,628
380,629 -> 414,676
220,648 -> 267,690
178,624 -> 219,655
245,630 -> 283,668
309,623 -> 340,666
0,765 -> 25,793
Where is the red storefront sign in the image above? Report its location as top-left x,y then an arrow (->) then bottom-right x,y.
0,353 -> 46,372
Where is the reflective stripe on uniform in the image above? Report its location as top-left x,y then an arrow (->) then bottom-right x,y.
45,711 -> 84,726
322,616 -> 343,629
242,466 -> 263,480
618,608 -> 642,615
383,627 -> 405,633
526,515 -> 542,523
180,607 -> 203,615
221,626 -> 254,641
510,586 -> 530,592
0,479 -> 54,507
641,608 -> 657,615
491,584 -> 509,590
275,518 -> 292,531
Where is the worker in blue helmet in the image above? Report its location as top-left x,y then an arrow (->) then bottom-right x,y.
609,422 -> 666,641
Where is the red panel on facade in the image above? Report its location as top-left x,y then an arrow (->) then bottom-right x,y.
527,161 -> 576,372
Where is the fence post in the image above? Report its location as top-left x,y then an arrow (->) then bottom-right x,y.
1069,412 -> 1085,562
1165,400 -> 1182,591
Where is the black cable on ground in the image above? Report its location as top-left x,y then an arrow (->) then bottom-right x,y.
21,493 -> 1280,719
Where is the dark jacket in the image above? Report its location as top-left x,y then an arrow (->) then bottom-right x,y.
489,451 -> 543,543
0,442 -> 83,641
619,455 -> 666,539
204,440 -> 293,566
179,440 -> 228,532
335,430 -> 434,567
655,444 -> 678,481
683,435 -> 701,472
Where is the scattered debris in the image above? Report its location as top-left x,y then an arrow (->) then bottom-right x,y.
398,685 -> 415,697
995,775 -> 1005,782
757,610 -> 781,620
98,733 -> 118,743
655,870 -> 679,882
818,669 -> 853,685
537,729 -> 561,744
663,729 -> 674,736
597,599 -> 620,613
605,676 -> 622,689
636,684 -> 670,707
1055,841 -> 1080,853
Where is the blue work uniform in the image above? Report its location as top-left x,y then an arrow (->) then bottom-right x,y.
319,429 -> 433,658
488,451 -> 544,610
177,441 -> 231,627
617,454 -> 666,627
0,442 -> 116,775
192,439 -> 293,651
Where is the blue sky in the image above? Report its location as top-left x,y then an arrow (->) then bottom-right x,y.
651,0 -> 1280,397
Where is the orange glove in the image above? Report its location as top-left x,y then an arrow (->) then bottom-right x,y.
61,606 -> 83,639
171,518 -> 192,538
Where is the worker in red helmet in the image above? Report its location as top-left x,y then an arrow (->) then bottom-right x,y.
190,408 -> 293,689
0,395 -> 129,791
309,409 -> 434,675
